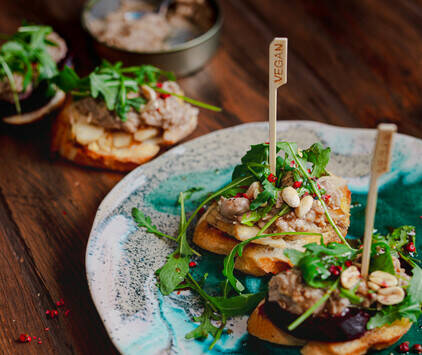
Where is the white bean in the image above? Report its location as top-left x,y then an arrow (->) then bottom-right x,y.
282,187 -> 300,208
295,195 -> 314,218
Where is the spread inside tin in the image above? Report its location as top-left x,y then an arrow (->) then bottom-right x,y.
88,0 -> 215,52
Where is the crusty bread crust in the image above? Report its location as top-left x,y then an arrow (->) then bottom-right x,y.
247,301 -> 306,346
248,301 -> 412,355
194,212 -> 319,275
2,89 -> 65,125
193,182 -> 351,276
51,98 -> 196,171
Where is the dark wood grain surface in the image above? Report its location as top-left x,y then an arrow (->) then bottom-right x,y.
0,0 -> 421,354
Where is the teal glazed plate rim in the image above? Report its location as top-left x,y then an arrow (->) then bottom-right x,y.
85,121 -> 422,355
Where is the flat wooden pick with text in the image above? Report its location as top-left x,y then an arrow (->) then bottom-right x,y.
269,38 -> 288,174
361,123 -> 397,279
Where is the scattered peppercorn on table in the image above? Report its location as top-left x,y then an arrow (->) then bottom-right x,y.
0,0 -> 422,354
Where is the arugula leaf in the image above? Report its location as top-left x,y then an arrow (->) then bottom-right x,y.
155,87 -> 222,112
367,298 -> 421,329
178,187 -> 204,203
301,143 -> 331,178
299,255 -> 332,288
209,292 -> 266,317
89,72 -> 119,110
388,226 -> 416,256
369,241 -> 395,275
339,285 -> 363,304
185,306 -> 219,339
53,66 -> 82,91
286,242 -> 359,288
0,24 -> 60,113
127,96 -> 146,112
221,185 -> 248,198
283,249 -> 305,265
177,175 -> 255,240
288,280 -> 339,331
304,242 -> 355,257
131,208 -> 176,241
56,61 -> 219,120
0,56 -> 21,113
408,266 -> 422,304
232,144 -> 269,179
286,142 -> 351,247
250,179 -> 278,210
240,203 -> 273,226
223,212 -> 316,294
177,191 -> 194,257
158,252 -> 190,295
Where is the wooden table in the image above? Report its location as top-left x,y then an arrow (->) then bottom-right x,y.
0,0 -> 421,354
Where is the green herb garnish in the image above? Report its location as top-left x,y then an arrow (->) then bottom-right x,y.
284,227 -> 420,331
132,180 -> 264,348
54,60 -> 221,121
285,241 -> 359,289
0,24 -> 60,113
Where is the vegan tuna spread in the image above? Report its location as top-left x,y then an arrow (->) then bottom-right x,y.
51,61 -> 220,171
88,0 -> 215,52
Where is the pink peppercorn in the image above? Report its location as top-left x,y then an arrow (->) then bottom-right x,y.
399,341 -> 410,352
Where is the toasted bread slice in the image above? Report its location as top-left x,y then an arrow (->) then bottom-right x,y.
51,98 -> 197,171
193,180 -> 351,276
248,301 -> 412,355
3,89 -> 66,125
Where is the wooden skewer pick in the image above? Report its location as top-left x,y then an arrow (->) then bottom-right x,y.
269,38 -> 288,174
361,123 -> 397,279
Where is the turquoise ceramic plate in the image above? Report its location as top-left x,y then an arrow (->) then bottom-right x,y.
86,121 -> 422,354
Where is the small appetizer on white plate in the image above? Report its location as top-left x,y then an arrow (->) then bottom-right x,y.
248,226 -> 420,355
0,25 -> 68,124
51,61 -> 220,171
193,142 -> 351,276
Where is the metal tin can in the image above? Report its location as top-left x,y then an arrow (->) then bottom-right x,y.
82,0 -> 222,76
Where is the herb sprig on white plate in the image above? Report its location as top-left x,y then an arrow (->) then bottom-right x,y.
131,141 -> 350,347
133,189 -> 266,348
